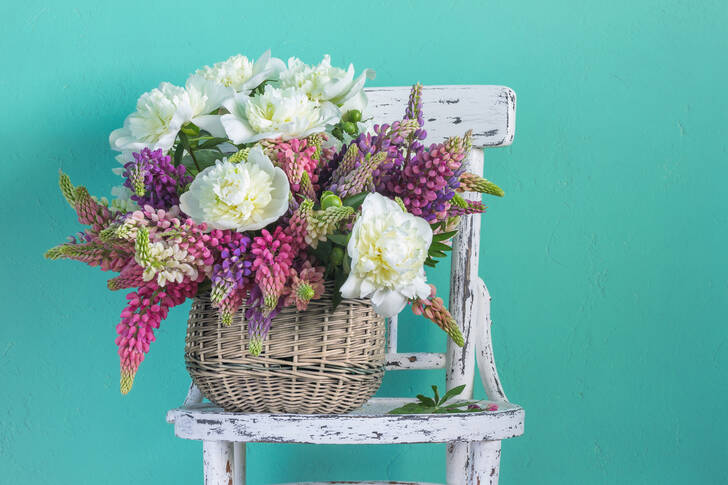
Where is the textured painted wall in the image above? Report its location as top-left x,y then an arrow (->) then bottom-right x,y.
2,0 -> 727,483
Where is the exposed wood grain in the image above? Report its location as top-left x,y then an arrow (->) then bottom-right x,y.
167,398 -> 524,445
387,315 -> 398,354
385,352 -> 446,370
365,86 -> 516,148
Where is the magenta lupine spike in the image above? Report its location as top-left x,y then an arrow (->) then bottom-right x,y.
218,288 -> 246,326
250,226 -> 295,312
268,138 -> 319,193
283,261 -> 325,311
107,261 -> 145,290
287,199 -> 313,252
74,187 -> 114,233
117,279 -> 198,393
122,148 -> 192,210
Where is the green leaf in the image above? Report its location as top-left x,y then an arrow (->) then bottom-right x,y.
429,250 -> 448,259
416,395 -> 436,407
429,242 -> 452,253
327,233 -> 349,246
440,384 -> 467,404
431,385 -> 440,405
388,403 -> 437,415
173,143 -> 185,165
433,230 -> 458,242
197,137 -> 230,150
180,149 -> 224,172
424,257 -> 437,267
342,192 -> 368,210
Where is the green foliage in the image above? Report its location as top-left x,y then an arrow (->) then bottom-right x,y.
424,229 -> 457,267
388,385 -> 483,414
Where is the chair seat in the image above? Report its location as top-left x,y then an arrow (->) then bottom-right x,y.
274,482 -> 440,484
166,397 -> 524,445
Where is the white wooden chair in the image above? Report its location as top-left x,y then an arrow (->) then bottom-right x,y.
167,85 -> 524,485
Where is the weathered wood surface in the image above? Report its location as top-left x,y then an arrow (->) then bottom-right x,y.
274,482 -> 441,485
476,279 -> 508,402
203,441 -> 234,485
365,85 -> 516,148
467,441 -> 501,485
446,149 -> 484,484
167,397 -> 524,445
275,482 -> 441,485
385,352 -> 446,370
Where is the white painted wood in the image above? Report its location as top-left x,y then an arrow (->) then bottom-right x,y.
446,148 -> 484,485
184,382 -> 204,406
387,315 -> 398,353
467,441 -> 501,485
274,482 -> 441,485
233,442 -> 246,485
385,352 -> 446,370
364,85 -> 516,148
167,398 -> 524,445
475,279 -> 508,402
203,440 -> 234,485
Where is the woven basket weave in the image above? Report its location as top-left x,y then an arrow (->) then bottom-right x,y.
185,284 -> 386,414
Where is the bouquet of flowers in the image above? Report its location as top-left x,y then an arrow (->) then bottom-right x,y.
46,51 -> 504,394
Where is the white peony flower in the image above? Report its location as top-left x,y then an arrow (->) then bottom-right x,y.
220,85 -> 339,144
340,193 -> 432,317
193,50 -> 285,93
278,55 -> 375,112
110,82 -> 193,152
179,145 -> 289,232
184,75 -> 234,138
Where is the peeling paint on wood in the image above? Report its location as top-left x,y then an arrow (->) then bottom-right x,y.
364,86 -> 516,148
385,352 -> 445,370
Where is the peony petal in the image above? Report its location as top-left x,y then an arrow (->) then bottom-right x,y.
371,289 -> 407,318
192,115 -> 226,138
340,274 -> 363,298
220,114 -> 256,145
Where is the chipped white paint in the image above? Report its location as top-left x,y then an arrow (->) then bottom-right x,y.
385,352 -> 446,370
275,482 -> 441,485
467,441 -> 502,485
168,85 -> 522,485
387,315 -> 398,353
365,85 -> 516,148
446,149 -> 483,485
203,441 -> 233,485
476,279 -> 508,402
167,397 -> 523,445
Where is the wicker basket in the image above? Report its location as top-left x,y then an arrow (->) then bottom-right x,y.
185,284 -> 386,414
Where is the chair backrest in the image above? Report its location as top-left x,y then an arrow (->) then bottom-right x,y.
364,85 -> 517,402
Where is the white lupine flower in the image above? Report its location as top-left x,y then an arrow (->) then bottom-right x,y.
193,50 -> 285,93
221,85 -> 339,144
109,83 -> 193,152
136,241 -> 199,287
340,193 -> 432,317
179,146 -> 289,232
278,55 -> 375,112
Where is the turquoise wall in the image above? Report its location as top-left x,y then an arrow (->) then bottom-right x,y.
2,0 -> 726,483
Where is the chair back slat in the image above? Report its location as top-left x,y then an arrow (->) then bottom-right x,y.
364,85 -> 516,148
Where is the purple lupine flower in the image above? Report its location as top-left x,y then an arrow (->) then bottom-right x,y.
210,231 -> 253,304
244,285 -> 283,356
122,148 -> 192,210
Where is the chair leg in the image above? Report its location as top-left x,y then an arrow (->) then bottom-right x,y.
233,442 -> 246,485
447,442 -> 469,485
467,440 -> 501,485
203,441 -> 234,485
